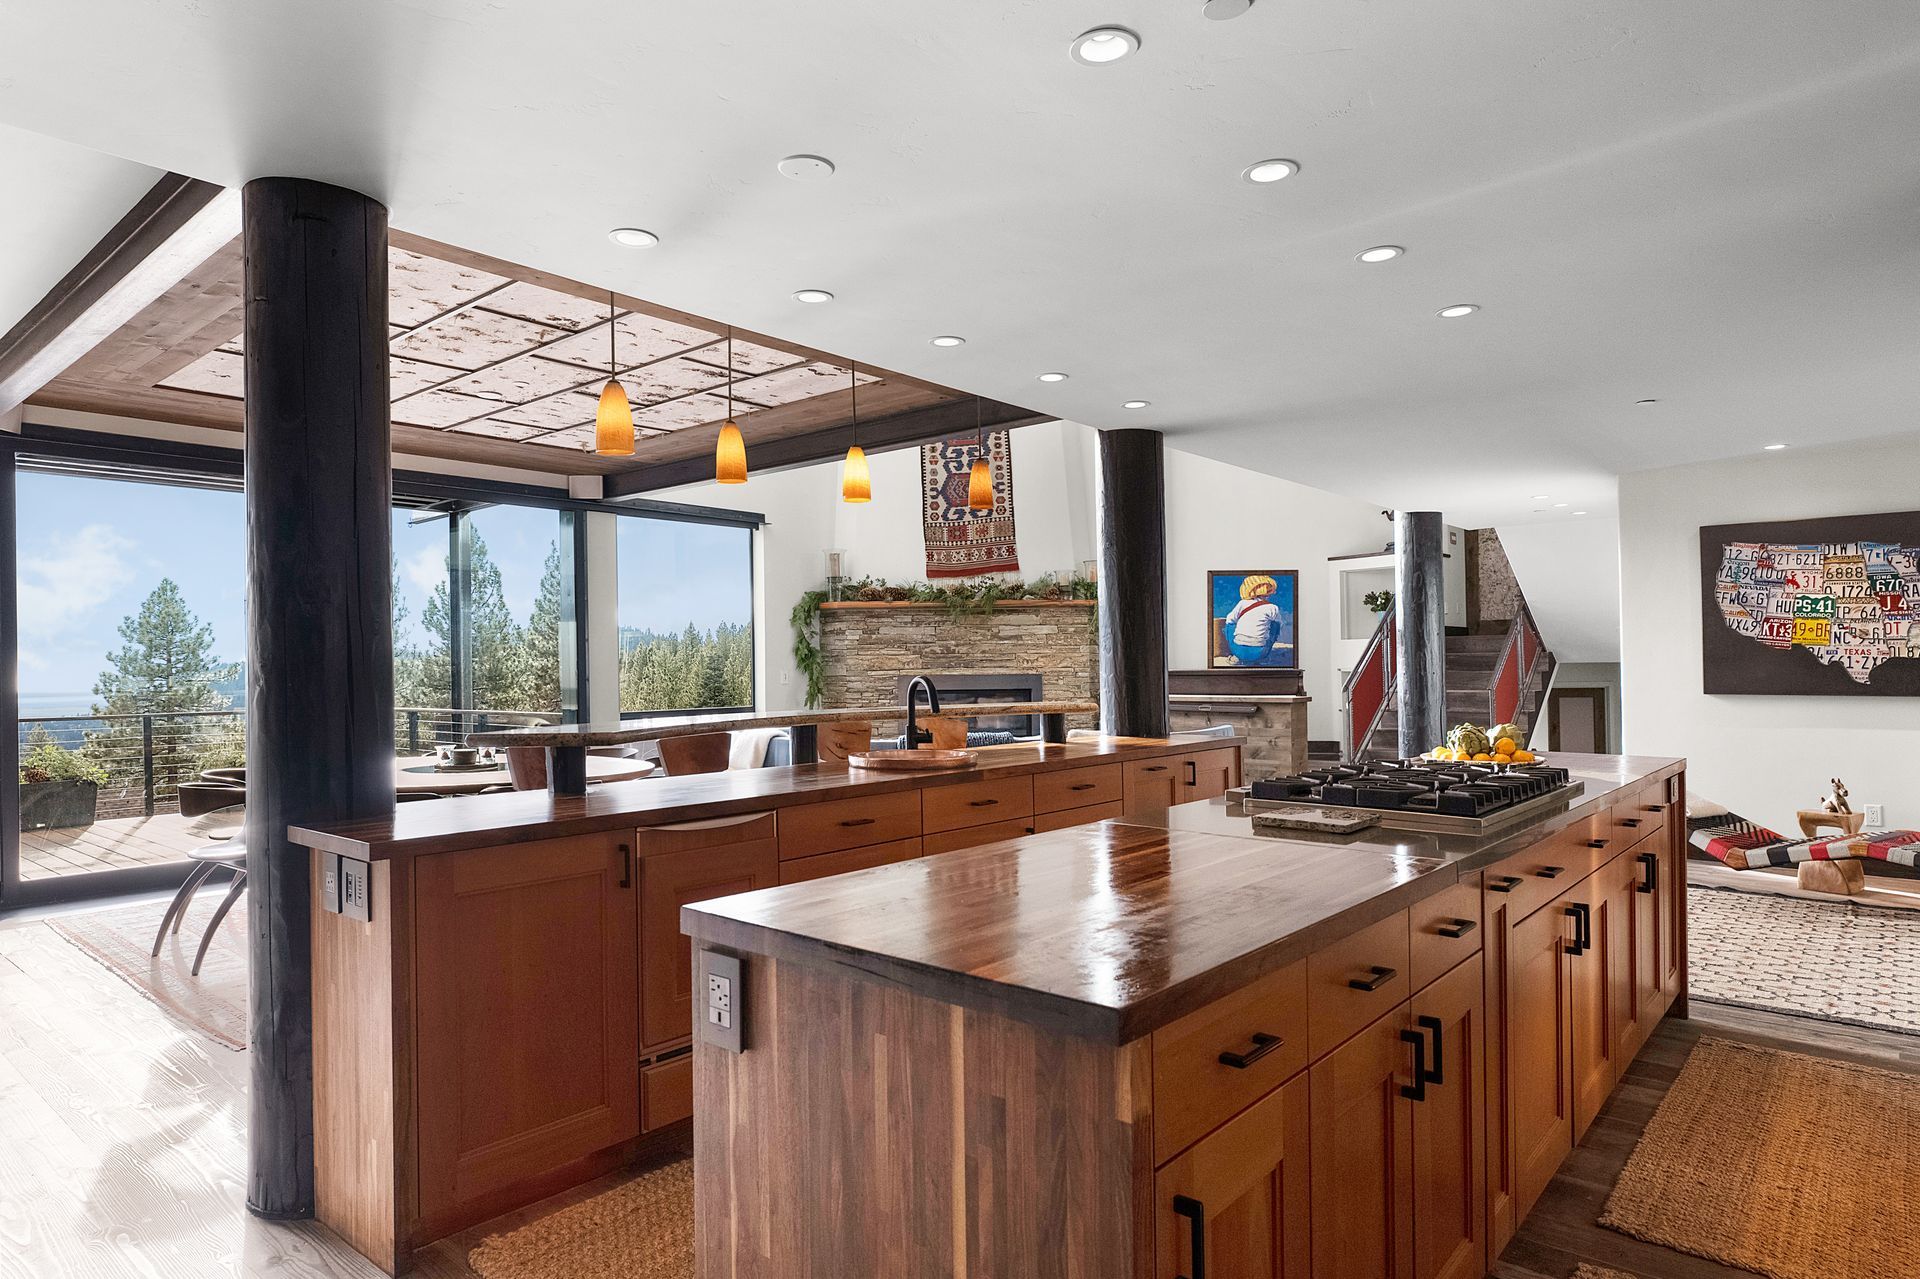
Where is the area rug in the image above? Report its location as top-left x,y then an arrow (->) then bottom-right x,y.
1600,1038 -> 1916,1279
921,430 -> 1017,577
47,893 -> 249,1051
468,1157 -> 692,1279
1571,1267 -> 1638,1279
1687,886 -> 1920,1035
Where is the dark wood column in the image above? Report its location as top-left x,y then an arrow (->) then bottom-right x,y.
242,177 -> 394,1219
1096,429 -> 1168,738
1394,510 -> 1446,758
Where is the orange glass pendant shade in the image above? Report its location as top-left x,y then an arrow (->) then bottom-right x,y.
595,378 -> 634,456
715,420 -> 747,484
967,457 -> 993,510
841,445 -> 871,503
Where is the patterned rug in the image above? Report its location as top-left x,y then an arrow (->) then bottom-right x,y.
1688,886 -> 1920,1035
920,430 -> 1017,577
48,893 -> 250,1050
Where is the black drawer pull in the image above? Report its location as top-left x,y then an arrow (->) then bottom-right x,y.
1537,865 -> 1564,879
1400,1027 -> 1428,1101
1437,917 -> 1477,939
968,798 -> 999,807
840,817 -> 876,828
1348,965 -> 1397,992
1586,839 -> 1610,849
1173,1194 -> 1206,1279
1565,902 -> 1592,955
1638,851 -> 1658,894
618,843 -> 632,889
1642,804 -> 1663,813
1564,904 -> 1585,955
1488,875 -> 1521,893
1217,1031 -> 1284,1070
1619,818 -> 1642,828
1417,1013 -> 1445,1086
1070,782 -> 1097,791
1143,765 -> 1170,773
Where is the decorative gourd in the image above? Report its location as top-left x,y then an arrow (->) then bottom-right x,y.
1446,723 -> 1492,758
1490,722 -> 1525,750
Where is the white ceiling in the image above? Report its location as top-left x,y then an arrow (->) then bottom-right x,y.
1,1 -> 1916,527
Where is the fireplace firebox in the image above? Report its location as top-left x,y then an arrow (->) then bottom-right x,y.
895,673 -> 1045,737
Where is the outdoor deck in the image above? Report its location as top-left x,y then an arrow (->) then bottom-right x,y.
20,812 -> 212,881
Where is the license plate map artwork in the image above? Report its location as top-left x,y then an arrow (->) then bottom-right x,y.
1713,538 -> 1918,687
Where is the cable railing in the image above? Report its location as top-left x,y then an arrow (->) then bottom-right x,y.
393,706 -> 563,755
18,709 -> 244,820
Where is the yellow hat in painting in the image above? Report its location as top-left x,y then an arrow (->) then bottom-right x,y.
1240,575 -> 1278,601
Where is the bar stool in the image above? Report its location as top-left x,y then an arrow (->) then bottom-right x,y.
152,803 -> 247,977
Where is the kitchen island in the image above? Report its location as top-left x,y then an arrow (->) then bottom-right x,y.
683,752 -> 1686,1279
290,731 -> 1243,1274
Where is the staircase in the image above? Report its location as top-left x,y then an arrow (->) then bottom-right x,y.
1342,608 -> 1555,762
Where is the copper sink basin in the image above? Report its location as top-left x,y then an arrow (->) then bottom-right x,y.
847,749 -> 977,771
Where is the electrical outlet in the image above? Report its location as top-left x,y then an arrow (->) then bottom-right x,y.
701,949 -> 744,1053
706,973 -> 732,1029
1865,803 -> 1885,828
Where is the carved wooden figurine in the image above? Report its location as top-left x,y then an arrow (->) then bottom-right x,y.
1820,777 -> 1852,815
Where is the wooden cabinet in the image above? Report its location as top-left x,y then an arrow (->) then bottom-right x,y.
921,775 -> 1033,835
1506,889 -> 1574,1224
1567,877 -> 1618,1140
779,837 -> 922,884
922,816 -> 1035,855
412,833 -> 640,1237
1031,800 -> 1125,832
638,816 -> 779,1052
1151,958 -> 1308,1164
776,789 -> 920,860
1181,747 -> 1241,801
1307,908 -> 1411,1058
1411,877 -> 1483,991
1309,1006 -> 1416,1279
1158,1073 -> 1313,1279
1658,809 -> 1685,999
1481,877 -> 1516,1257
1033,763 -> 1122,813
1124,757 -> 1184,813
1411,958 -> 1486,1279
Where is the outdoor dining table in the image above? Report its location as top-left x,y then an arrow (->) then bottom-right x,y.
392,753 -> 655,795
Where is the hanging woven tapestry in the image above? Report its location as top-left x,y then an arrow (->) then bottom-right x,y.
921,432 -> 1018,578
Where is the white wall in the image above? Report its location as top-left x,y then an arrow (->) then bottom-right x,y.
1498,518 -> 1623,663
1619,431 -> 1920,829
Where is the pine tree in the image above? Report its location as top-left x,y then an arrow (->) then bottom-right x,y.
521,541 -> 564,712
85,579 -> 238,801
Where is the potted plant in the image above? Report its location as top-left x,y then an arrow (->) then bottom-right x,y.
19,740 -> 106,831
1363,589 -> 1395,614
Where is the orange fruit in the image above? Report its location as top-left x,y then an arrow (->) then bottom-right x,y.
1494,737 -> 1517,755
1472,752 -> 1493,762
1513,749 -> 1536,763
1493,752 -> 1513,764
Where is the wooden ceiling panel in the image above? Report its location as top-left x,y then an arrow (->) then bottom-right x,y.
685,337 -> 803,377
734,361 -> 878,407
627,355 -> 729,406
524,424 -> 601,451
488,389 -> 597,431
437,353 -> 597,403
540,314 -> 720,373
389,248 -> 509,326
633,392 -> 736,433
157,347 -> 243,396
390,310 -> 562,371
391,355 -> 459,397
391,387 -> 502,428
448,417 -> 549,442
474,281 -> 608,331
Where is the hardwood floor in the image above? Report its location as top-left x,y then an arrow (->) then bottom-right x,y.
0,898 -> 1908,1279
20,812 -> 210,881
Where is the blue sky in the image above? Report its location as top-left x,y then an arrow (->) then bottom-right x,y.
16,473 -> 751,705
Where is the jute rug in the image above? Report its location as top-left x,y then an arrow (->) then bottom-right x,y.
1571,1266 -> 1637,1279
1688,886 -> 1920,1036
1601,1038 -> 1917,1279
469,1157 -> 692,1279
48,893 -> 249,1050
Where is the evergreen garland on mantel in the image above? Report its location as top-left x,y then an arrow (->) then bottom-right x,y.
789,573 -> 1097,708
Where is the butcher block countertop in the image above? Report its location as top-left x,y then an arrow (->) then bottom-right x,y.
462,701 -> 1098,748
288,733 -> 1230,862
682,752 -> 1684,1043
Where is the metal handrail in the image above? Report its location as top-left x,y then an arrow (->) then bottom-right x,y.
19,708 -> 245,818
1487,605 -> 1545,727
1341,603 -> 1397,760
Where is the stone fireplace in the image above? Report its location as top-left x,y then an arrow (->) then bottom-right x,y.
817,600 -> 1099,733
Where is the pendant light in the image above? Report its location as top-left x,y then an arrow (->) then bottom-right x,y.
966,396 -> 994,511
841,363 -> 870,503
714,327 -> 747,483
594,294 -> 635,456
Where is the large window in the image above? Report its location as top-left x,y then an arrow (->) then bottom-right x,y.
616,516 -> 753,714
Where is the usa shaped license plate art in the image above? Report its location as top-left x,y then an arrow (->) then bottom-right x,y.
1702,509 -> 1920,695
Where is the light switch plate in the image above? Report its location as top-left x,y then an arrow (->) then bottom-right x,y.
338,856 -> 372,922
700,949 -> 744,1053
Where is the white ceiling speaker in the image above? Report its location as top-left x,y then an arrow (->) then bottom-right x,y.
777,154 -> 836,181
1203,0 -> 1255,18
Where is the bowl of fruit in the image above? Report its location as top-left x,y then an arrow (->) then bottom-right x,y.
1424,721 -> 1539,765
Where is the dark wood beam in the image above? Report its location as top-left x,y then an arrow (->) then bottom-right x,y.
604,397 -> 1049,496
1097,429 -> 1169,738
0,173 -> 238,413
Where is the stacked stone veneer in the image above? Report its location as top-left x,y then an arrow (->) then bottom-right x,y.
818,602 -> 1099,731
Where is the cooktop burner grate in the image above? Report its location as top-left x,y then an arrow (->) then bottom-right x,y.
1237,759 -> 1583,836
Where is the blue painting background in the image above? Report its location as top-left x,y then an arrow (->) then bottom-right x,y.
1210,571 -> 1298,667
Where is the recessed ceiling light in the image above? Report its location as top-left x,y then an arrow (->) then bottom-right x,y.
1242,158 -> 1300,184
1635,398 -> 1659,406
1357,245 -> 1403,263
607,227 -> 658,248
1122,400 -> 1150,410
1573,510 -> 1589,516
929,335 -> 966,348
1437,304 -> 1479,319
1070,26 -> 1140,65
792,289 -> 835,304
1203,0 -> 1255,18
776,154 -> 835,181
1531,494 -> 1551,501
1764,443 -> 1788,450
1037,372 -> 1069,383
1552,502 -> 1569,508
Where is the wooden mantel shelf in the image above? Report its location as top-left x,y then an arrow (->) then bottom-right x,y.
817,599 -> 1095,610
465,700 -> 1098,749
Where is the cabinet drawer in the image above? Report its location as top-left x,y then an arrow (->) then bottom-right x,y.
1308,909 -> 1411,1059
779,838 -> 922,884
1181,747 -> 1241,800
921,776 -> 1033,834
923,817 -> 1035,856
1123,757 -> 1183,812
1608,790 -> 1668,847
1410,875 -> 1483,991
1152,957 -> 1308,1164
1483,818 -> 1608,922
636,810 -> 775,854
641,1056 -> 692,1133
1031,800 -> 1125,833
777,790 -> 922,860
1033,764 -> 1122,814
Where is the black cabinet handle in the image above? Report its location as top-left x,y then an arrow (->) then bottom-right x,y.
840,817 -> 876,828
1488,875 -> 1522,893
1564,904 -> 1586,956
1144,764 -> 1170,773
1400,1027 -> 1428,1101
1185,760 -> 1198,786
1173,1194 -> 1206,1279
1619,817 -> 1643,828
1643,804 -> 1663,813
1578,902 -> 1593,952
1417,1014 -> 1445,1086
618,843 -> 632,889
1217,1031 -> 1284,1070
1070,782 -> 1097,791
1437,917 -> 1477,939
1586,839 -> 1610,849
1537,865 -> 1564,879
1638,852 -> 1658,894
969,798 -> 999,808
1349,965 -> 1397,992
